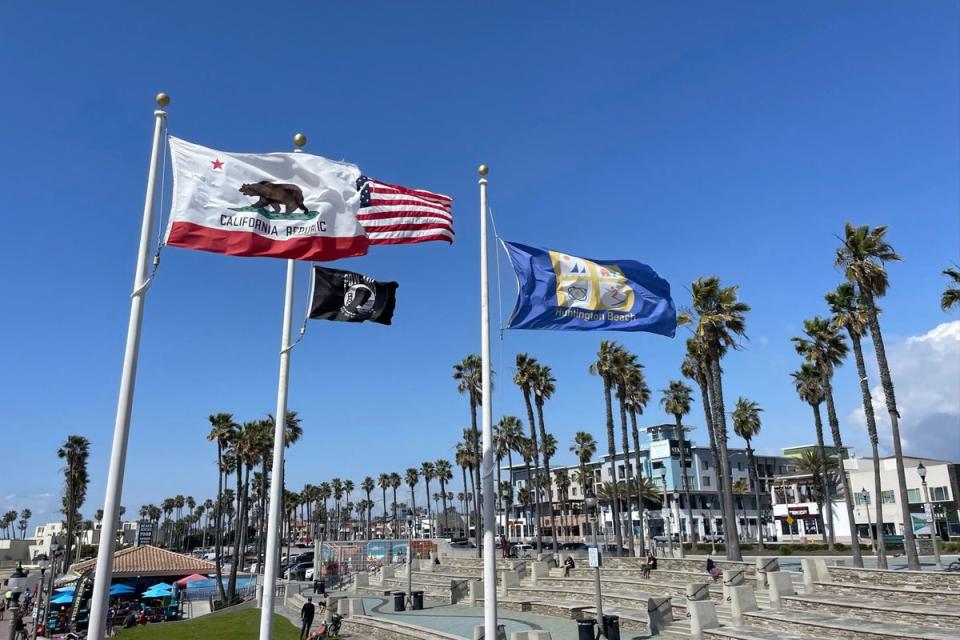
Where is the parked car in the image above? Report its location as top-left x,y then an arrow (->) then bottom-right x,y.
284,561 -> 312,580
653,533 -> 680,543
560,542 -> 586,551
512,543 -> 535,558
702,533 -> 724,543
449,539 -> 475,548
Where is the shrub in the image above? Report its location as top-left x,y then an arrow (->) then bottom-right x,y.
779,545 -> 794,556
834,542 -> 846,550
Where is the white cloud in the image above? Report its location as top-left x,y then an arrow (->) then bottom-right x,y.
849,321 -> 960,462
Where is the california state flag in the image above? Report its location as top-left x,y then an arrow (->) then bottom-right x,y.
165,137 -> 368,261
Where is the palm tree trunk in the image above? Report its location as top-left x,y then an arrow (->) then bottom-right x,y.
469,396 -> 483,557
675,413 -> 695,548
744,440 -> 763,550
469,467 -> 477,544
424,479 -> 433,539
439,480 -> 448,538
707,356 -> 742,561
521,389 -> 544,554
617,392 -> 636,556
460,467 -> 468,538
807,403 -> 833,547
861,292 -> 919,570
821,374 -> 864,567
214,444 -> 227,603
602,379 -> 624,555
535,400 -> 560,554
629,409 -> 648,552
847,329 -> 888,568
495,458 -> 503,537
697,377 -> 722,545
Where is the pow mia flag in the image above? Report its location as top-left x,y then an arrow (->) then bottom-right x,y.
308,266 -> 398,325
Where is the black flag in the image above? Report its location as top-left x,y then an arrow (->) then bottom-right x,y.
308,266 -> 398,325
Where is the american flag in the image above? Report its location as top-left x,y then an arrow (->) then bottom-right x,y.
356,176 -> 454,245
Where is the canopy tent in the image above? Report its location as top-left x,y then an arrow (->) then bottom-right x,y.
54,586 -> 76,593
174,574 -> 207,588
147,582 -> 173,591
109,584 -> 136,596
50,593 -> 74,605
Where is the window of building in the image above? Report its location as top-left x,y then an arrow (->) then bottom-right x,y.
737,461 -> 743,471
931,486 -> 950,502
652,461 -> 664,470
881,490 -> 896,505
702,476 -> 711,487
907,488 -> 922,503
854,491 -> 869,506
702,460 -> 710,470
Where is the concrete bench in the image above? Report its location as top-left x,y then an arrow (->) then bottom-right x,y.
814,580 -> 960,606
781,593 -> 960,630
743,608 -> 960,640
826,565 -> 960,591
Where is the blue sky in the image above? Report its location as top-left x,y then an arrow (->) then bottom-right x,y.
2,2 -> 958,525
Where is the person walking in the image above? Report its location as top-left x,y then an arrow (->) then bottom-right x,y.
300,596 -> 316,640
0,595 -> 6,620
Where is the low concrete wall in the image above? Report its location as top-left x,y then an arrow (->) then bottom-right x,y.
827,565 -> 960,590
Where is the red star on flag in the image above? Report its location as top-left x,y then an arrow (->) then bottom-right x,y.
211,158 -> 224,170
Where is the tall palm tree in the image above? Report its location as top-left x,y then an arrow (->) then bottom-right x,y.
388,472 -> 402,538
377,474 -> 390,538
794,316 -> 863,567
661,380 -> 695,546
496,416 -> 523,497
570,431 -> 597,501
686,276 -> 750,561
942,266 -> 960,311
434,460 -> 453,537
827,283 -> 888,568
405,468 -> 420,535
791,448 -> 841,538
18,509 -> 32,540
58,435 -> 90,574
625,366 -> 651,550
531,362 -> 560,553
790,364 -> 833,547
836,223 -> 916,569
207,413 -> 237,602
420,463 -> 435,538
453,354 -> 485,555
612,346 -> 639,556
516,435 -> 536,540
360,477 -> 375,540
682,338 -> 723,538
589,340 -> 624,555
554,470 -> 571,537
731,397 -> 764,549
732,479 -> 749,537
514,353 -> 545,553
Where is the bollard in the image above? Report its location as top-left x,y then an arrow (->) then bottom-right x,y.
381,565 -> 395,581
767,571 -> 796,609
729,584 -> 757,626
499,570 -> 520,596
686,582 -> 710,602
800,558 -> 819,595
473,623 -> 507,639
467,579 -> 482,607
722,569 -> 745,602
755,557 -> 779,588
688,600 -> 719,640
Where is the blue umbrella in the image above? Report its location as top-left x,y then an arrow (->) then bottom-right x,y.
54,586 -> 76,593
50,593 -> 74,605
109,584 -> 135,596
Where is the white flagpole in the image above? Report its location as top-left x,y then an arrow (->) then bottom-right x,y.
87,92 -> 169,640
258,132 -> 306,640
478,164 -> 499,638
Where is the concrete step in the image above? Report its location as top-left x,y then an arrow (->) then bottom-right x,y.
743,608 -> 959,640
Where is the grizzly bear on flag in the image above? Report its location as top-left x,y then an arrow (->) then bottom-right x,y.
239,181 -> 309,215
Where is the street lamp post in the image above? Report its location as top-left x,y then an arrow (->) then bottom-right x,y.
32,555 -> 50,640
860,488 -> 876,554
672,491 -> 684,558
916,463 -> 943,571
584,489 -> 605,639
406,513 -> 414,608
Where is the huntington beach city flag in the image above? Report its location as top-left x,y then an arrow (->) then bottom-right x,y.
502,241 -> 677,336
165,137 -> 369,261
308,266 -> 398,325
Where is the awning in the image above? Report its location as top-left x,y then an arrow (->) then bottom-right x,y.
174,574 -> 207,588
50,593 -> 74,605
109,584 -> 136,596
54,586 -> 76,593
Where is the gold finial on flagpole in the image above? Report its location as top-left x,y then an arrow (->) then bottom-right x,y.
478,164 -> 489,177
156,93 -> 170,108
293,133 -> 307,148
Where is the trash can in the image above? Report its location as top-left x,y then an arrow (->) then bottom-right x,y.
315,579 -> 326,594
411,590 -> 424,610
576,617 -> 596,640
602,614 -> 621,640
393,592 -> 406,611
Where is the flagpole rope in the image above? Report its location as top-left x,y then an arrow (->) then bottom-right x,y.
280,267 -> 314,354
488,206 -> 506,342
131,123 -> 169,299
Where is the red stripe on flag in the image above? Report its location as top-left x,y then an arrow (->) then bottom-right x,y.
369,182 -> 452,204
166,221 -> 368,261
357,210 -> 453,223
366,222 -> 453,233
367,197 -> 451,212
368,233 -> 454,245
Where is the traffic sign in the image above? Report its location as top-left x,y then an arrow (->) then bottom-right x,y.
785,515 -> 795,526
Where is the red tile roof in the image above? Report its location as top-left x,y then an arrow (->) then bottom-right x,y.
70,545 -> 217,578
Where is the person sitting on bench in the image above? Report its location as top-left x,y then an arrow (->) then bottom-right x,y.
562,555 -> 576,577
642,552 -> 657,578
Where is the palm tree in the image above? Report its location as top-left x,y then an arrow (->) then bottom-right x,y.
18,509 -> 32,540
624,365 -> 651,551
531,362 -> 561,553
455,442 -> 474,537
420,463 -> 435,538
661,380 -> 695,546
377,474 -> 390,538
942,266 -> 960,311
686,276 -> 750,561
554,470 -> 571,537
790,364 -> 833,547
513,353 -> 545,553
836,223 -> 916,569
207,413 -> 237,602
794,316 -> 863,567
589,340 -> 624,555
791,449 -> 841,538
389,472 -> 402,538
405,468 -> 420,534
682,338 -> 723,540
496,416 -> 523,506
360,477 -> 375,540
826,283 -> 887,568
732,479 -> 749,538
731,397 -> 764,549
331,479 -> 344,541
570,431 -> 597,502
453,354 -> 485,555
613,346 -> 639,556
434,460 -> 453,537
58,435 -> 90,571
